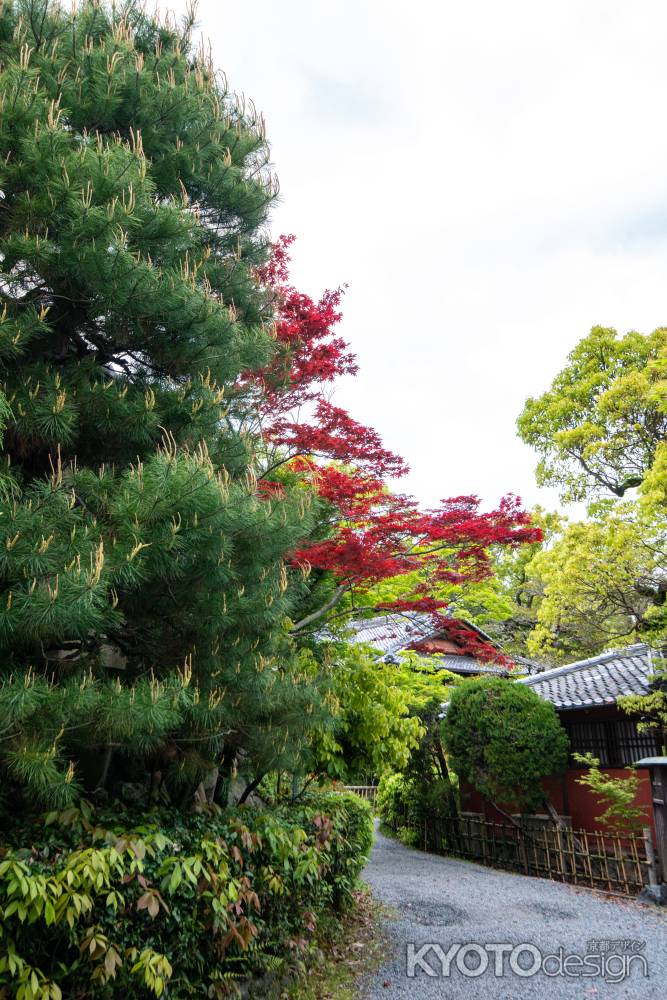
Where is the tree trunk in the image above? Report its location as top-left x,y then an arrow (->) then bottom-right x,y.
543,795 -> 587,862
94,745 -> 114,795
432,731 -> 450,784
238,773 -> 265,805
543,795 -> 569,829
491,801 -> 524,830
291,773 -> 317,802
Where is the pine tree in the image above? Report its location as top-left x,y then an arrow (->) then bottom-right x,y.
0,0 -> 328,813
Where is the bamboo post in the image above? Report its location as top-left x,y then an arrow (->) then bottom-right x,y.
629,833 -> 641,890
555,826 -> 565,881
543,827 -> 552,880
572,829 -> 580,884
601,833 -> 613,893
580,829 -> 593,887
614,836 -> 630,895
519,827 -> 529,874
564,829 -> 574,882
531,830 -> 539,877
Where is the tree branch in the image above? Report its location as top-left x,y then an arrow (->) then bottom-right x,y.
290,584 -> 349,632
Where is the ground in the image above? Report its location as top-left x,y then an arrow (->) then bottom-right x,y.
287,888 -> 386,1000
360,824 -> 667,999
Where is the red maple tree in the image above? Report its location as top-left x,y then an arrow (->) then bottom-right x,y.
249,238 -> 541,661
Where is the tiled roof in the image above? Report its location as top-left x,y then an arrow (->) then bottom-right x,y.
342,613 -> 438,657
518,644 -> 657,710
339,613 -> 508,675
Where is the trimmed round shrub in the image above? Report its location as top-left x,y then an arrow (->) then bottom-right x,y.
442,677 -> 569,812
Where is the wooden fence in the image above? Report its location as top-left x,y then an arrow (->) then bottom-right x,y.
405,813 -> 655,896
344,785 -> 378,804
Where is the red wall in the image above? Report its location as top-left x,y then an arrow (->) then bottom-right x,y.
414,638 -> 463,655
461,769 -> 655,839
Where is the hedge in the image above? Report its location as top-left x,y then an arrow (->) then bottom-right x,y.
0,791 -> 373,999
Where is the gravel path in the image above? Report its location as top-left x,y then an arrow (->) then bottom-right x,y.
361,824 -> 667,999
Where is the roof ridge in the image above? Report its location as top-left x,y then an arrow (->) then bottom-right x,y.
519,644 -> 652,686
348,611 -> 433,630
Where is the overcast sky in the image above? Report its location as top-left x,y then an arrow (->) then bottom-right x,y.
174,0 -> 667,512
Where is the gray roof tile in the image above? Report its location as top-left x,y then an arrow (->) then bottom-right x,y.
518,644 -> 658,709
342,613 -> 438,657
340,613 -> 508,675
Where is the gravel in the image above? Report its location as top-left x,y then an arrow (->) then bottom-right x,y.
360,824 -> 667,999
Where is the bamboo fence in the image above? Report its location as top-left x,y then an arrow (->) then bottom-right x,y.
344,784 -> 378,803
407,813 -> 654,896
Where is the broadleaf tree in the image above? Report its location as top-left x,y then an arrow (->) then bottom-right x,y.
518,325 -> 667,503
526,506 -> 667,661
517,325 -> 667,663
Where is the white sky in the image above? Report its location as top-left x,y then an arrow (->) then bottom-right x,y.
173,0 -> 667,512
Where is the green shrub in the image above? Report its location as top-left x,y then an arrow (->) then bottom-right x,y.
376,773 -> 412,830
395,826 -> 420,848
0,793 -> 373,999
443,676 -> 569,812
376,770 -> 455,832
